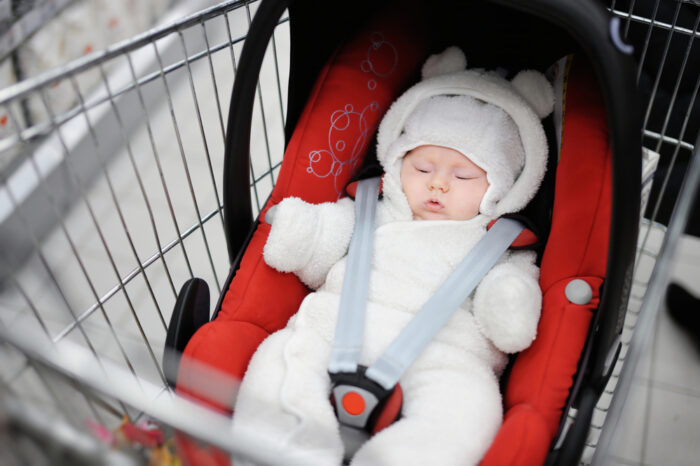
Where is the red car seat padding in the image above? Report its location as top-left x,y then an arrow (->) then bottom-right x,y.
481,56 -> 612,465
175,5 -> 429,463
176,9 -> 611,466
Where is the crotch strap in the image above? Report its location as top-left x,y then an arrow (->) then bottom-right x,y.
328,177 -> 525,435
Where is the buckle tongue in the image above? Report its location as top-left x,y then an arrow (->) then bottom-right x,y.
331,384 -> 380,429
329,365 -> 395,432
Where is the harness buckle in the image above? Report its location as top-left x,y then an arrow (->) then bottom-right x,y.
329,365 -> 403,435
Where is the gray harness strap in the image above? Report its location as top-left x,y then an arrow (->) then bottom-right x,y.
328,177 -> 524,390
328,177 -> 381,375
365,216 -> 525,389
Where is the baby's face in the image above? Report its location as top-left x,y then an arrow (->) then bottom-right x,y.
400,145 -> 489,221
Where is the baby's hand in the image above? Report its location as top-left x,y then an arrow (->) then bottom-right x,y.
263,197 -> 317,273
473,263 -> 541,353
262,196 -> 355,289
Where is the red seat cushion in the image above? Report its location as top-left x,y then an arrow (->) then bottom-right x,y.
481,404 -> 551,466
482,56 -> 612,464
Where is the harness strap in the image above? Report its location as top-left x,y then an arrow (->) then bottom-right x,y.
365,216 -> 525,389
328,176 -> 381,375
329,176 -> 525,390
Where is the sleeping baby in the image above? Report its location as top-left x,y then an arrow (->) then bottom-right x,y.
232,46 -> 554,466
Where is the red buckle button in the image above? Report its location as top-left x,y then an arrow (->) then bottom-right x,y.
342,391 -> 366,416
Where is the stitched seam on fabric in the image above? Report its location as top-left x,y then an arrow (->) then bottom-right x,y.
180,320 -> 269,398
528,300 -> 596,448
577,147 -> 610,278
509,407 -> 529,465
530,288 -> 568,408
232,317 -> 273,337
527,276 -> 595,410
228,251 -> 296,333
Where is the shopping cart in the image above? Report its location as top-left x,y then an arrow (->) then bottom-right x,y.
0,0 -> 292,463
588,0 -> 700,463
0,0 -> 697,465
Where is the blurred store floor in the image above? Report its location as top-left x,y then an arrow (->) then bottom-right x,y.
605,233 -> 700,466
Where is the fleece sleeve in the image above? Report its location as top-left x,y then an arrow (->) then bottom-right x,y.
263,196 -> 355,290
472,250 -> 542,353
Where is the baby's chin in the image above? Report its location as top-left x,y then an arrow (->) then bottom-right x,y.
412,209 -> 480,221
413,211 -> 461,221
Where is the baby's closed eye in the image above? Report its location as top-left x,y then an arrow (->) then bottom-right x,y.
455,172 -> 477,180
414,163 -> 433,173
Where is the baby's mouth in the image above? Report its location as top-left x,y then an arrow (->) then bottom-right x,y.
424,198 -> 444,212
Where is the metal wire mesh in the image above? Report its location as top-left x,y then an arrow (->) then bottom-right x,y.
578,1 -> 700,463
0,1 -> 289,462
610,0 -> 699,223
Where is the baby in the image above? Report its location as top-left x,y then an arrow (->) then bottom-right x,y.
400,144 -> 489,221
232,46 -> 554,466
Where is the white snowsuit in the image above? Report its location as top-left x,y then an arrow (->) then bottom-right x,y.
232,46 -> 554,465
233,195 -> 541,465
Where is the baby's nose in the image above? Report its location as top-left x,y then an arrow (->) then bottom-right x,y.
429,174 -> 449,192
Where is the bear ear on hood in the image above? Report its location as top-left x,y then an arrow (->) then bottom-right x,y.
511,70 -> 555,119
421,46 -> 467,79
421,47 -> 554,120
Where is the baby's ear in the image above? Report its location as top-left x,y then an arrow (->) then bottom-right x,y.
511,70 -> 554,119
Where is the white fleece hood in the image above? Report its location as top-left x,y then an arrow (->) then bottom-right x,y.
376,46 -> 554,218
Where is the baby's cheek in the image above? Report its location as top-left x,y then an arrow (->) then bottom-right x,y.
452,192 -> 481,219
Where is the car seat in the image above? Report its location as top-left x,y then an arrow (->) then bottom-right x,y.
165,0 -> 643,464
